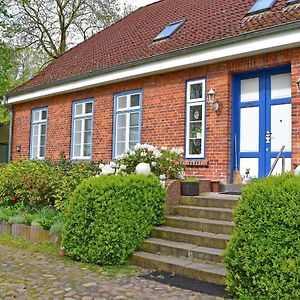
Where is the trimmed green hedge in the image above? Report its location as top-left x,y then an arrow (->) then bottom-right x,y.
63,174 -> 166,265
224,174 -> 300,300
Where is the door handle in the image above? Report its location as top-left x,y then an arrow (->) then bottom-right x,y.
266,131 -> 272,144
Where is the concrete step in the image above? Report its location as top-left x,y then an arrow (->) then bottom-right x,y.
165,215 -> 234,235
142,237 -> 223,263
151,226 -> 230,249
131,251 -> 226,285
169,206 -> 234,221
180,193 -> 239,209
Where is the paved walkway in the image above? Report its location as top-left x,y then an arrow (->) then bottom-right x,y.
0,245 -> 224,300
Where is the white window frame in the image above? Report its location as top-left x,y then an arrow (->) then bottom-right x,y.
185,79 -> 206,159
71,99 -> 94,160
113,91 -> 142,158
30,107 -> 48,160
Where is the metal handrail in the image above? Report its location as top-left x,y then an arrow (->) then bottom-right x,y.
267,145 -> 285,177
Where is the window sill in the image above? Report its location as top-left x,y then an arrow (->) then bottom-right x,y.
184,160 -> 208,167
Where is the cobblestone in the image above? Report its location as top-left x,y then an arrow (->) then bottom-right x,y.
0,245 -> 224,299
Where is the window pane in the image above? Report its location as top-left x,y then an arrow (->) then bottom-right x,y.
117,128 -> 126,142
41,124 -> 47,135
85,102 -> 93,114
32,146 -> 38,159
33,111 -> 40,122
190,123 -> 202,139
116,142 -> 126,156
190,105 -> 202,121
189,139 -> 201,155
130,112 -> 139,126
190,84 -> 202,100
85,118 -> 92,131
84,131 -> 92,144
75,119 -> 82,132
129,127 -> 139,141
41,110 -> 47,120
40,146 -> 46,158
32,135 -> 38,147
40,135 -> 46,147
75,104 -> 83,116
74,145 -> 81,157
130,94 -> 140,107
83,144 -> 91,157
117,114 -> 126,128
74,132 -> 81,145
129,142 -> 138,150
33,125 -> 39,136
117,96 -> 127,110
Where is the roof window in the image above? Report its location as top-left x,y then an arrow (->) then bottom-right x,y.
248,0 -> 277,14
287,0 -> 300,4
153,20 -> 185,42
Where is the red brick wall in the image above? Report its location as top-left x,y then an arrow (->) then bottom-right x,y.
11,48 -> 298,181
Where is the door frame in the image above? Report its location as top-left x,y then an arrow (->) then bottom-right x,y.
231,64 -> 292,180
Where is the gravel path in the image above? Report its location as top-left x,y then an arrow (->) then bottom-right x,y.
0,244 -> 224,300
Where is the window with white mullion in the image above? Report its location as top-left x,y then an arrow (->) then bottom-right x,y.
114,91 -> 142,158
31,108 -> 48,160
185,79 -> 206,159
72,99 -> 94,160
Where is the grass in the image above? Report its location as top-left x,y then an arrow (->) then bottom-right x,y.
0,233 -> 137,278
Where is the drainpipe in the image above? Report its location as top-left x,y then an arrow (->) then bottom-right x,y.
3,95 -> 12,162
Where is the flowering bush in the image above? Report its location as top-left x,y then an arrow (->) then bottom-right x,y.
99,144 -> 185,181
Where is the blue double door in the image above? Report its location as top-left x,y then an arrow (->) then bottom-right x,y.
233,66 -> 292,178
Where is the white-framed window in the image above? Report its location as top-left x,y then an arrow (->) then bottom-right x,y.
185,79 -> 206,159
113,90 -> 142,158
31,107 -> 48,160
71,99 -> 94,160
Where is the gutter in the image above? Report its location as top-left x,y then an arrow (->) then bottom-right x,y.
7,20 -> 300,99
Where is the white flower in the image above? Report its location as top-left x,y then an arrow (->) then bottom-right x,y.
171,147 -> 184,155
100,165 -> 115,175
109,161 -> 116,168
115,154 -> 125,160
99,164 -> 105,170
161,146 -> 167,151
134,143 -> 142,151
151,161 -> 157,167
129,150 -> 135,156
120,164 -> 127,170
125,148 -> 131,154
141,151 -> 146,157
153,150 -> 161,158
159,174 -> 166,181
160,180 -> 166,188
178,172 -> 185,180
95,174 -> 100,178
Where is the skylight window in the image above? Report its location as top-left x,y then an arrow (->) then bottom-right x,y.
153,20 -> 185,41
248,0 -> 276,14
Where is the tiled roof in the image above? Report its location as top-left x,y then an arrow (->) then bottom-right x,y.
14,0 -> 300,93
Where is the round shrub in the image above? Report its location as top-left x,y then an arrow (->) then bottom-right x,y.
224,174 -> 300,300
63,174 -> 166,265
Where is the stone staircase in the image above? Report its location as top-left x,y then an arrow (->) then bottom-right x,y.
131,193 -> 239,285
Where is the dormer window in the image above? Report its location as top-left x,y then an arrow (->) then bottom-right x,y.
248,0 -> 276,14
153,20 -> 185,42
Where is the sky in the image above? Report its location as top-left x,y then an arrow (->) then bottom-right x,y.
125,0 -> 159,8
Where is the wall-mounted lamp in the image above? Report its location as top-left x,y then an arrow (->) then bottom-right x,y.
16,145 -> 21,152
207,88 -> 219,111
296,78 -> 300,93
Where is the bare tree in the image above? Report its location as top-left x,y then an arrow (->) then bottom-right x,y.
3,0 -> 134,60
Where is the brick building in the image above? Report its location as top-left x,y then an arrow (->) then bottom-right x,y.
6,0 -> 300,182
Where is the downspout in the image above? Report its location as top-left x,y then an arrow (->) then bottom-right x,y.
3,95 -> 12,162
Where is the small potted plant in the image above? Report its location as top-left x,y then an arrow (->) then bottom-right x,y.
181,177 -> 199,196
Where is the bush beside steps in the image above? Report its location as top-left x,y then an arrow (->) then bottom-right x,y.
63,174 -> 166,266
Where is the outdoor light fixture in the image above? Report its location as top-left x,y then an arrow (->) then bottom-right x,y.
296,78 -> 300,92
16,145 -> 21,152
207,88 -> 219,111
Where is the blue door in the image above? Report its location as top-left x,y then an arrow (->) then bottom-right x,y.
233,66 -> 292,178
